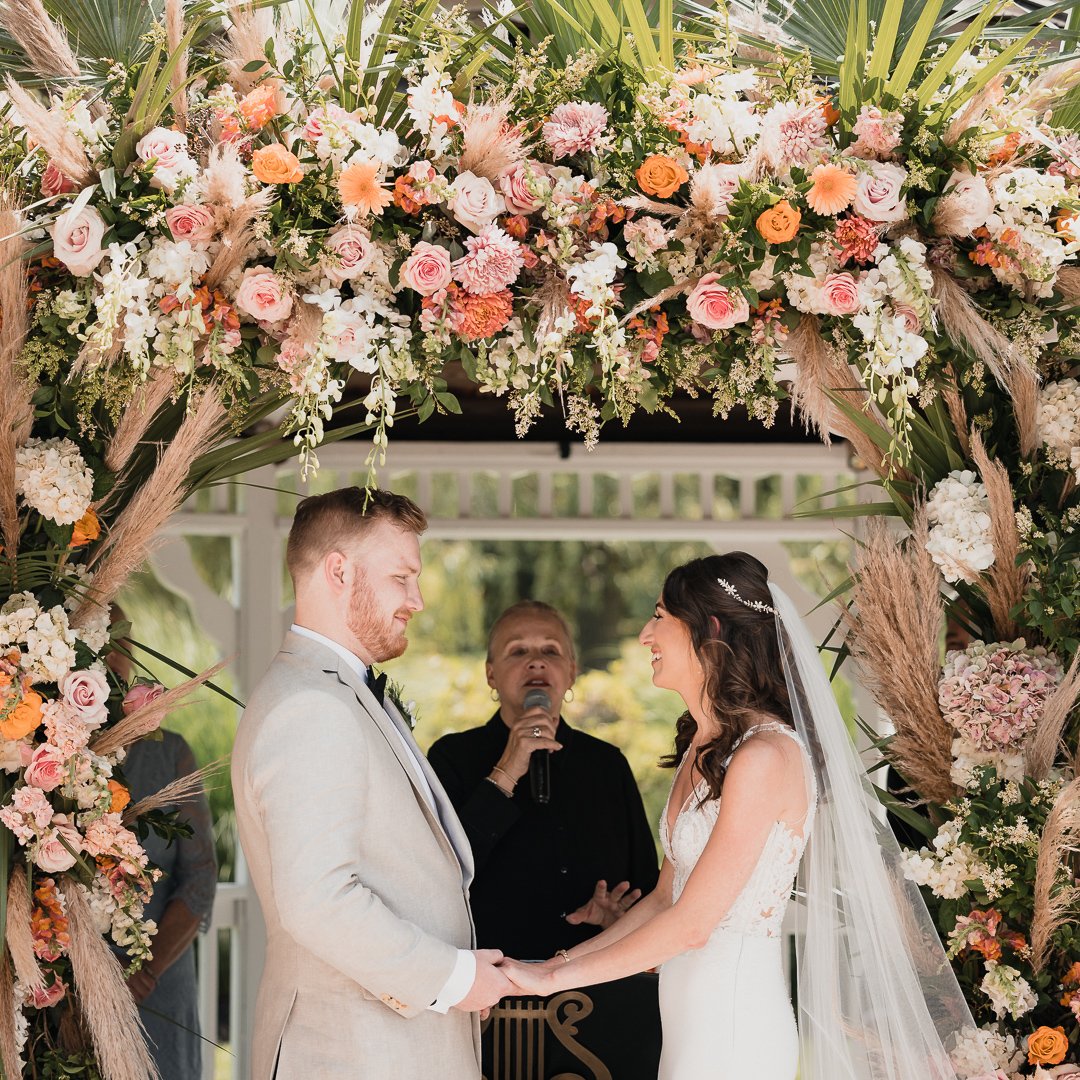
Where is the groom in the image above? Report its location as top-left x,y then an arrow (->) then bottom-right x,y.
232,487 -> 512,1078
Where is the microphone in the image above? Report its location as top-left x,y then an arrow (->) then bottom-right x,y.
523,688 -> 552,805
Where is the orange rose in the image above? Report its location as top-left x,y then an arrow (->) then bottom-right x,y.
635,155 -> 689,199
252,145 -> 304,185
1028,1026 -> 1069,1066
238,83 -> 280,130
107,780 -> 131,814
757,199 -> 802,244
0,688 -> 44,741
70,508 -> 100,548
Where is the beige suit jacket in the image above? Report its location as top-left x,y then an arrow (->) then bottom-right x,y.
232,632 -> 481,1079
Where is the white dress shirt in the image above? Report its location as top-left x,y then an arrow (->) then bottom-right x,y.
289,624 -> 475,1013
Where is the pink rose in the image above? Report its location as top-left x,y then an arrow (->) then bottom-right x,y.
302,103 -> 348,142
234,267 -> 294,324
820,272 -> 862,316
893,303 -> 921,333
932,169 -> 994,238
165,204 -> 216,245
323,227 -> 375,285
400,242 -> 453,296
25,745 -> 68,793
41,161 -> 76,198
135,127 -> 195,191
34,814 -> 80,874
852,162 -> 908,224
59,669 -> 110,729
686,273 -> 750,330
122,681 -> 165,717
498,162 -> 546,214
50,204 -> 106,277
29,976 -> 66,1010
448,171 -> 505,234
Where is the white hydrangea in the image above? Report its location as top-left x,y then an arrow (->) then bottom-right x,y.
925,470 -> 995,584
62,566 -> 111,656
902,821 -> 981,900
0,592 -> 78,684
980,963 -> 1037,1021
951,1025 -> 1025,1076
1037,377 -> 1080,468
14,437 -> 94,525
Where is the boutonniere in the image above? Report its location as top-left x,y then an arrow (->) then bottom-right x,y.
385,677 -> 419,730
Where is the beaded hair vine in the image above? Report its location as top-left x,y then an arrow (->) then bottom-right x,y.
716,577 -> 776,615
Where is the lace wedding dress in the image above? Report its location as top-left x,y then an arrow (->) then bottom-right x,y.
657,721 -> 816,1079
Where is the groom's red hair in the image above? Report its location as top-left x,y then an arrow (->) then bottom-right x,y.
286,486 -> 427,582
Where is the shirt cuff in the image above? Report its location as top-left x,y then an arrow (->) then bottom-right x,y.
429,949 -> 476,1013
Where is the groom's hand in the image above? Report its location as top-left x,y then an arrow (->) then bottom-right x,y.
453,949 -> 514,1012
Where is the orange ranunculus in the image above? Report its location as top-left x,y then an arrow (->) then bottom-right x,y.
819,97 -> 841,126
70,507 -> 100,548
338,161 -> 394,216
1063,961 -> 1080,987
635,155 -> 689,199
757,199 -> 802,244
252,144 -> 305,185
0,687 -> 44,741
107,780 -> 131,814
1027,1026 -> 1068,1066
238,82 -> 280,130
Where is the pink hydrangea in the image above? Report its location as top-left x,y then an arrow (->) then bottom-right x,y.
452,224 -> 525,296
939,639 -> 1062,751
542,102 -> 610,160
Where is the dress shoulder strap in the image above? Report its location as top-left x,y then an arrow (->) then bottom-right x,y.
722,721 -> 799,766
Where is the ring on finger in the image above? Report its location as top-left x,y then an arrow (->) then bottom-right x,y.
532,726 -> 542,738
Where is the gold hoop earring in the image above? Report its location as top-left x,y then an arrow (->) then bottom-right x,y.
564,688 -> 574,703
490,688 -> 499,702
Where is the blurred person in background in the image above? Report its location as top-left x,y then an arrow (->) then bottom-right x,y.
108,609 -> 218,1080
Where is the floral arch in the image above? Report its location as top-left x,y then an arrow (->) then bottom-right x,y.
0,0 -> 1078,1075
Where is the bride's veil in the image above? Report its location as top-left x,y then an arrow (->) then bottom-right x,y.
768,583 -> 998,1080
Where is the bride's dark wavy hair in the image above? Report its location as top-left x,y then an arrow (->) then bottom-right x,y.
659,552 -> 794,802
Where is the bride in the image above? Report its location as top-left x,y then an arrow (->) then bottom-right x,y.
500,552 -> 998,1080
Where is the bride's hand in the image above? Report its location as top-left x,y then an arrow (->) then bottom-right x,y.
499,958 -> 560,997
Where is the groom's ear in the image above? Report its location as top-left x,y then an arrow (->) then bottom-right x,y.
323,550 -> 349,592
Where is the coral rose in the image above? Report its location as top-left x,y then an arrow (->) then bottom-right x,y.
686,273 -> 750,330
252,144 -> 304,185
70,508 -> 100,548
401,242 -> 453,296
107,780 -> 130,813
1028,1027 -> 1069,1066
238,82 -> 280,130
25,744 -> 68,793
51,204 -> 107,277
235,267 -> 294,324
0,688 -> 43,741
757,200 -> 802,244
636,155 -> 689,199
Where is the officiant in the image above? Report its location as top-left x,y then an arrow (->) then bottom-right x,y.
427,600 -> 658,959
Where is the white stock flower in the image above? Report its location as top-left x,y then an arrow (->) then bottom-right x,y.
980,963 -> 1037,1021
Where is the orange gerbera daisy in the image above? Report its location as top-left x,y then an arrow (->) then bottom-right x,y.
338,161 -> 394,215
806,163 -> 857,216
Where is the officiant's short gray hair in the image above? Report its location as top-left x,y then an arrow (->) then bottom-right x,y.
286,486 -> 428,580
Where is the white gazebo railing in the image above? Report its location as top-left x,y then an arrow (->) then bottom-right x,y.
151,439 -> 866,1079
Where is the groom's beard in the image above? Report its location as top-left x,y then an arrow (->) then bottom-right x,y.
346,573 -> 410,664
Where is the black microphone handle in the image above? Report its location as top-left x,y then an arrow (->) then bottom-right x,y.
530,749 -> 551,804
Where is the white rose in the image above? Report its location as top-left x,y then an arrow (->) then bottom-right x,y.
50,204 -> 106,277
933,169 -> 994,237
448,171 -> 505,234
853,162 -> 908,223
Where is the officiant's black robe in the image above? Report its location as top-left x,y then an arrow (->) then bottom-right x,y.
428,712 -> 659,959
